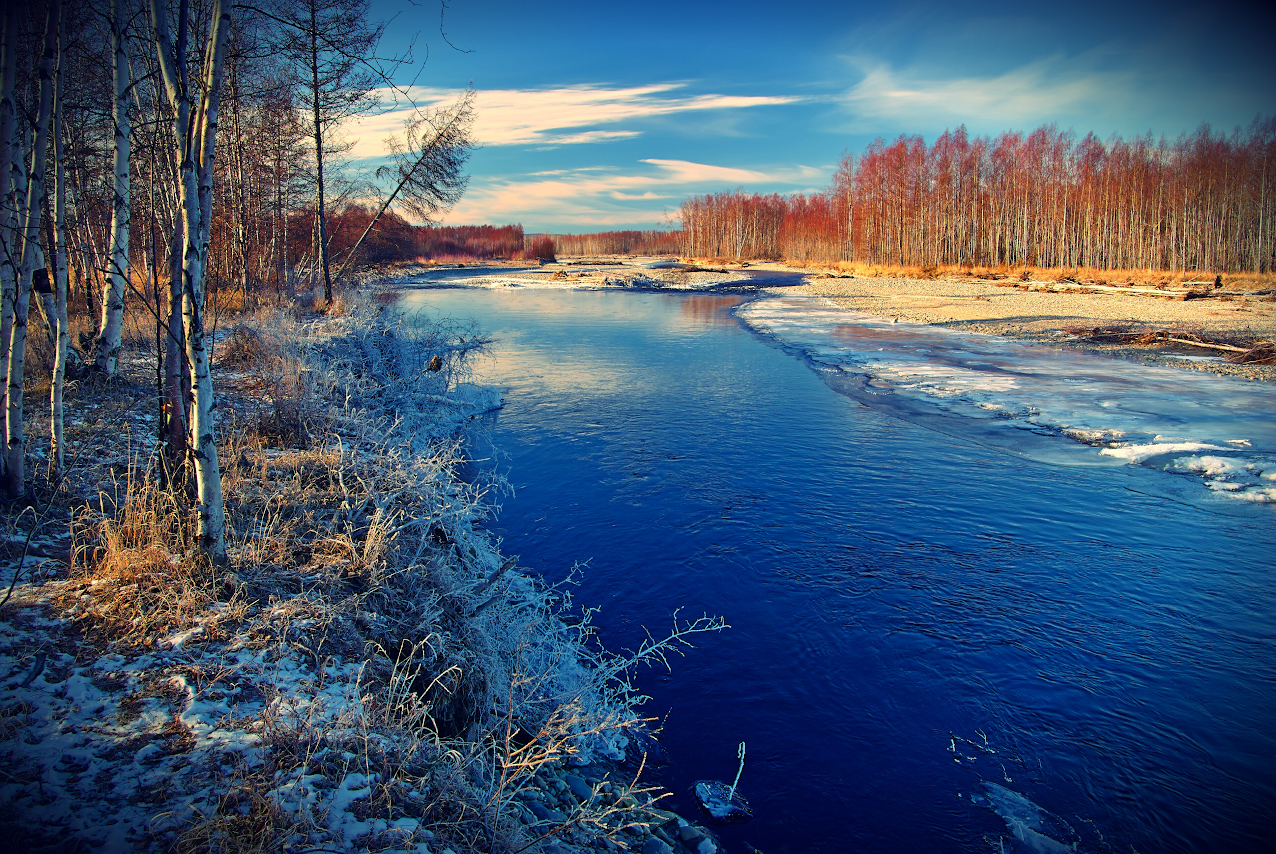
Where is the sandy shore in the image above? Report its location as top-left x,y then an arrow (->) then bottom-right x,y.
786,272 -> 1276,382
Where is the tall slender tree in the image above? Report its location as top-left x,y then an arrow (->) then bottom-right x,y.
0,4 -> 21,394
5,0 -> 60,497
275,0 -> 383,305
50,1 -> 71,474
94,0 -> 131,375
333,87 -> 473,282
149,0 -> 233,561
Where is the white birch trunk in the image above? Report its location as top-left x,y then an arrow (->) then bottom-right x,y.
97,0 -> 131,375
0,5 -> 18,396
50,8 -> 69,475
5,0 -> 59,497
150,0 -> 231,562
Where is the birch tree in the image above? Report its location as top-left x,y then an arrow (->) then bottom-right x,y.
4,0 -> 60,498
149,0 -> 232,561
50,3 -> 70,474
332,87 -> 474,282
274,0 -> 384,306
94,0 -> 131,375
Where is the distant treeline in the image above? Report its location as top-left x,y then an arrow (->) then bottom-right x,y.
417,224 -> 526,259
284,217 -> 681,266
544,230 -> 681,256
680,119 -> 1276,273
278,213 -> 528,267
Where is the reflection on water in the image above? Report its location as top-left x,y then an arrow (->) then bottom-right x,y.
403,287 -> 1276,854
681,295 -> 748,327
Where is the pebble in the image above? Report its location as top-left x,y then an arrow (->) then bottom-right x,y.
564,774 -> 593,801
641,839 -> 674,854
795,276 -> 1276,383
527,801 -> 566,823
678,826 -> 706,845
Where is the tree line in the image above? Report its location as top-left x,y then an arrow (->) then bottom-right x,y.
545,230 -> 680,257
679,119 -> 1276,273
0,0 -> 473,561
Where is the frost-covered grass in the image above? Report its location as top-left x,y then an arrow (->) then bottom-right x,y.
0,289 -> 726,854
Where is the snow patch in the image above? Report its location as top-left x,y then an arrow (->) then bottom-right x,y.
736,293 -> 1276,505
1099,441 -> 1228,462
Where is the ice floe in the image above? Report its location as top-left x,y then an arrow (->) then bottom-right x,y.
737,294 -> 1276,505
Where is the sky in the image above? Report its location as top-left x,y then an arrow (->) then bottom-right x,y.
351,0 -> 1276,233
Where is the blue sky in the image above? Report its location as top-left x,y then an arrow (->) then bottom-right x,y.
353,0 -> 1276,233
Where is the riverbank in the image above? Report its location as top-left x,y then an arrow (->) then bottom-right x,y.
376,257 -> 751,291
0,289 -> 727,854
791,272 -> 1276,382
376,257 -> 1276,381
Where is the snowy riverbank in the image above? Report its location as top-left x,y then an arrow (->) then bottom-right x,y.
378,257 -> 752,292
372,256 -> 1276,382
0,291 -> 728,854
793,272 -> 1276,382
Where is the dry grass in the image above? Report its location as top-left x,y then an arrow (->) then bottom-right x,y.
173,759 -> 298,854
823,260 -> 1276,291
5,289 -> 722,854
217,315 -> 327,447
61,468 -> 237,650
209,285 -> 254,317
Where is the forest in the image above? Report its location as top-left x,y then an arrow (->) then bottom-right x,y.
0,0 -> 479,542
679,121 -> 1276,273
1,0 -> 1271,847
545,230 -> 681,257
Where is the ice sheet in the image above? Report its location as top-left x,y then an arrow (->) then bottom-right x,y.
737,294 -> 1276,504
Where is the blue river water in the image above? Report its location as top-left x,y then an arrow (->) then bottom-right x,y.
399,284 -> 1276,854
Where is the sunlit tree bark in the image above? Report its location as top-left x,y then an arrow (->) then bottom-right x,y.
5,0 -> 60,497
95,0 -> 130,375
149,0 -> 232,561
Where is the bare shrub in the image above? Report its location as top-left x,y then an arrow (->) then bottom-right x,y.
216,325 -> 270,367
217,311 -> 328,446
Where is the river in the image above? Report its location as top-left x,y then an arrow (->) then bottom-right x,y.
399,279 -> 1276,854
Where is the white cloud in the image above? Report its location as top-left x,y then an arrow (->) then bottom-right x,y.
837,55 -> 1141,134
638,158 -> 770,184
439,159 -> 824,230
538,130 -> 641,146
349,83 -> 802,157
834,48 -> 1273,139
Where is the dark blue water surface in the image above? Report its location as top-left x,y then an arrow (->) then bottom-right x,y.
399,286 -> 1276,854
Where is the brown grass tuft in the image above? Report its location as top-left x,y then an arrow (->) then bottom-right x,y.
64,472 -> 224,649
174,760 -> 298,854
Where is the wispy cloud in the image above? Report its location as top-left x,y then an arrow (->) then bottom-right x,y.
834,49 -> 1270,138
350,83 -> 802,157
837,55 -> 1139,134
440,159 -> 824,230
638,159 -> 771,184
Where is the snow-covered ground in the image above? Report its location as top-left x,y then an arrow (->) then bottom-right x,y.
0,294 -> 727,854
406,258 -> 751,292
